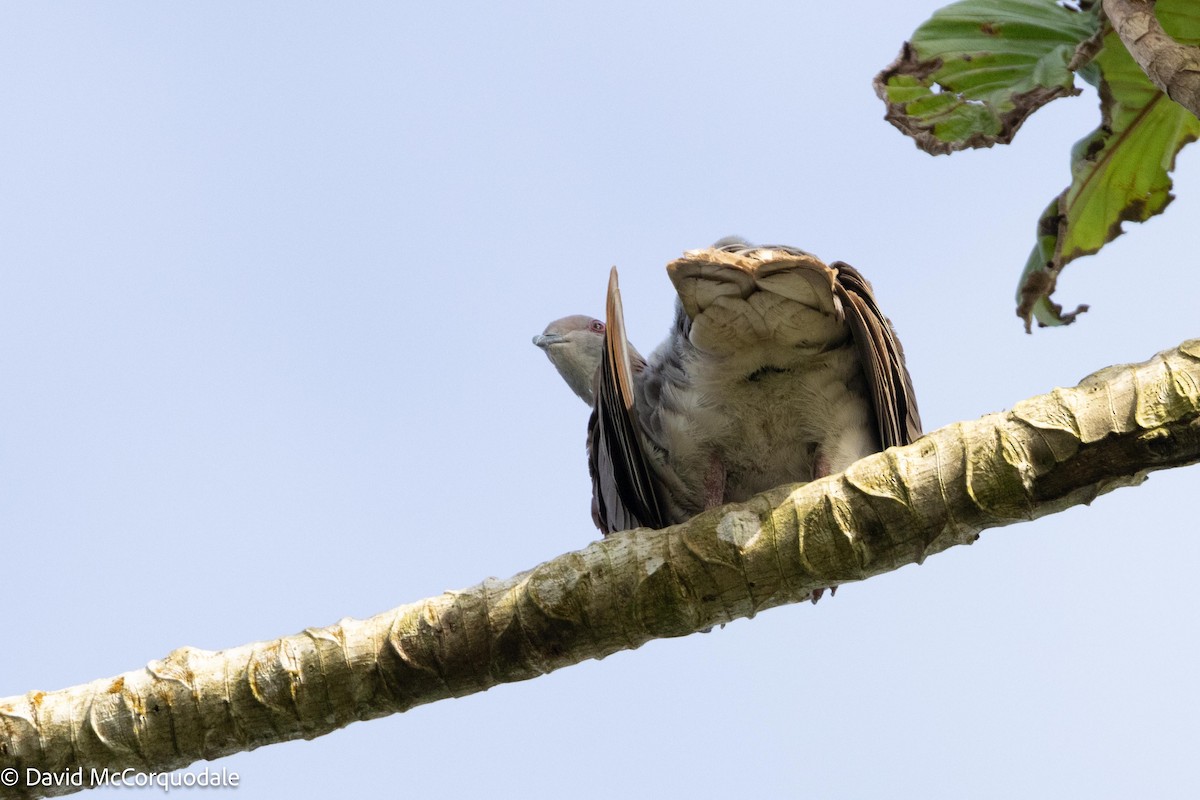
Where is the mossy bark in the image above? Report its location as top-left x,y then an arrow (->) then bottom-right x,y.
3,340 -> 1199,800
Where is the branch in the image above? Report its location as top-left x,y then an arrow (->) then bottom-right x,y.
4,340 -> 1200,799
1104,0 -> 1200,118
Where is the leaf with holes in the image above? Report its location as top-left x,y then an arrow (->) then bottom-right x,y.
1016,12 -> 1200,329
874,0 -> 1100,154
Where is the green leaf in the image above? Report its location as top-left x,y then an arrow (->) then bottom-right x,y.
874,0 -> 1100,154
1157,0 -> 1200,46
1016,14 -> 1200,329
878,0 -> 1200,330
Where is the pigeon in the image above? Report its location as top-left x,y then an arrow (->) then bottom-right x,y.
534,237 -> 921,536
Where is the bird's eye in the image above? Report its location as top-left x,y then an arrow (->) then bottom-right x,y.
590,320 -> 605,333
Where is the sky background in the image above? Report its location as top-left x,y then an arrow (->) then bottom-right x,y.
3,2 -> 1199,798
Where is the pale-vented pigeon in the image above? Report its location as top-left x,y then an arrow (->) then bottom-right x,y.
534,238 -> 921,536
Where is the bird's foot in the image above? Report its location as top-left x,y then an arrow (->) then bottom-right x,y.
703,454 -> 727,510
813,452 -> 831,480
810,586 -> 838,605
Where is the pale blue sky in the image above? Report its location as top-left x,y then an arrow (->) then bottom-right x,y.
3,3 -> 1199,798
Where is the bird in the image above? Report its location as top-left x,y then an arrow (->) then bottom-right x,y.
533,237 -> 921,537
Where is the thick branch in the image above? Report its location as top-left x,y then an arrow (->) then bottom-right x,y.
3,340 -> 1200,799
1105,0 -> 1200,118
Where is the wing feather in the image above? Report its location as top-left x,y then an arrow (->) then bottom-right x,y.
587,268 -> 669,534
830,261 -> 922,448
669,243 -> 921,450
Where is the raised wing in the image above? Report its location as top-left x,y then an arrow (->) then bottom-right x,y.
667,242 -> 921,451
830,260 -> 922,448
587,268 -> 670,534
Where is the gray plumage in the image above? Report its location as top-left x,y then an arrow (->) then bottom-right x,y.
534,238 -> 921,535
531,314 -> 607,405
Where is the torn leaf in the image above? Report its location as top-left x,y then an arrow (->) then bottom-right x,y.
1016,18 -> 1200,329
875,0 -> 1100,154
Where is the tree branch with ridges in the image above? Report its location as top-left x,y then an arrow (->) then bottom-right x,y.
1105,0 -> 1200,118
3,339 -> 1199,799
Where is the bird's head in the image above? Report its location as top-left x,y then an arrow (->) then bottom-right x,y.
533,314 -> 606,406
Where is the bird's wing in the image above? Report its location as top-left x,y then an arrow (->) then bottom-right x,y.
669,245 -> 846,358
668,244 -> 921,449
830,260 -> 922,448
587,267 -> 670,534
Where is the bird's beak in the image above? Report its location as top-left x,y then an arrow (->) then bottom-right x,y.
532,333 -> 565,349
